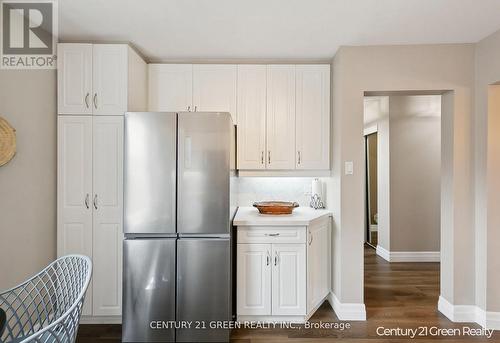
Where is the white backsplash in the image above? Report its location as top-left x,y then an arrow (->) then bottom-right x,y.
236,177 -> 314,207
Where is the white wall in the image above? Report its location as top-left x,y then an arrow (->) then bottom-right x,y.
327,44 -> 475,308
0,70 -> 57,290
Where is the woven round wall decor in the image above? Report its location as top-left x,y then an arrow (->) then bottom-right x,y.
0,116 -> 16,167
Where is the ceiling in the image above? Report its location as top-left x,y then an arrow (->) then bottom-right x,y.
58,0 -> 500,62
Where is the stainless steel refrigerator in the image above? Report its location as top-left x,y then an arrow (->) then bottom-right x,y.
122,112 -> 236,342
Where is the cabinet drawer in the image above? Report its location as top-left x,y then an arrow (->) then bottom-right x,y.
237,226 -> 307,244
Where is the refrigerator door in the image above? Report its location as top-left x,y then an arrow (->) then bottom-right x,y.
177,112 -> 231,235
176,238 -> 231,342
123,238 -> 176,342
124,112 -> 177,235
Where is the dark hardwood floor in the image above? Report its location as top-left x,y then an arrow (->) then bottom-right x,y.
77,245 -> 499,342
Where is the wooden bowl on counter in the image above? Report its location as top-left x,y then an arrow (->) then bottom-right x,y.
253,201 -> 299,215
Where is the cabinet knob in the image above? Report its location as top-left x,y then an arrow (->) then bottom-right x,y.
268,151 -> 271,165
93,93 -> 98,109
274,252 -> 279,266
261,151 -> 264,165
266,251 -> 271,266
194,106 -> 198,112
93,194 -> 98,210
187,106 -> 191,112
298,151 -> 301,165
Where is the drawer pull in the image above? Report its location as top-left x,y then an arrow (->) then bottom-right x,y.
266,233 -> 280,237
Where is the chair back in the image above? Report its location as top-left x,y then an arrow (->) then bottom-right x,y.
0,255 -> 92,343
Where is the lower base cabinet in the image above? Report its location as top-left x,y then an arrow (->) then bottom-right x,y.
236,217 -> 331,322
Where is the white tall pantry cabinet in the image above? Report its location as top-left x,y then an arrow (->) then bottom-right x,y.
57,43 -> 147,321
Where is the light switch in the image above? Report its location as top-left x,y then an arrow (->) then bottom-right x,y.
345,161 -> 354,175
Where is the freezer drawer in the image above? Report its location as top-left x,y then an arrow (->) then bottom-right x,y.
124,112 -> 177,234
176,238 -> 231,342
123,239 -> 176,342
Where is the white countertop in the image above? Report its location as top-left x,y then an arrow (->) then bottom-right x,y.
233,206 -> 332,226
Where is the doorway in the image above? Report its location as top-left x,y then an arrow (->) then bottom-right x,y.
363,93 -> 442,320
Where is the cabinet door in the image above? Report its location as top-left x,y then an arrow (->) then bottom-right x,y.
92,45 -> 128,115
92,116 -> 124,315
237,244 -> 272,316
307,219 -> 331,313
266,65 -> 296,169
148,64 -> 193,112
193,64 -> 237,124
296,65 -> 330,170
272,244 -> 306,316
237,65 -> 267,169
57,116 -> 93,315
57,44 -> 92,114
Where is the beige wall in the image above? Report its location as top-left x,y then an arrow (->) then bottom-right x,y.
327,44 -> 475,306
389,95 -> 441,252
0,70 -> 57,290
475,28 -> 500,312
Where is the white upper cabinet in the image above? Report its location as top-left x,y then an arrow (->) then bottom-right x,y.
296,65 -> 330,170
92,116 -> 124,316
193,64 -> 237,123
146,63 -> 331,172
92,45 -> 128,116
266,65 -> 296,170
57,44 -> 93,114
148,64 -> 193,112
237,65 -> 267,169
57,43 -> 147,115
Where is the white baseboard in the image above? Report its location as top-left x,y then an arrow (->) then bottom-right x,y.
438,296 -> 500,330
438,296 -> 477,322
376,245 -> 440,262
376,245 -> 391,261
327,292 -> 366,321
80,315 -> 122,324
